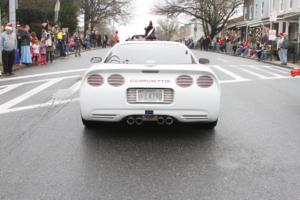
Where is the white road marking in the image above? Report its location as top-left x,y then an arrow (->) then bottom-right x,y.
0,68 -> 86,82
239,68 -> 269,79
0,75 -> 299,115
0,78 -> 62,111
0,66 -> 299,115
52,80 -> 81,100
212,65 -> 248,81
69,80 -> 81,93
0,84 -> 21,96
261,65 -> 290,74
0,98 -> 80,115
217,58 -> 229,63
270,65 -> 291,72
219,80 -> 249,84
246,65 -> 285,78
0,75 -> 81,88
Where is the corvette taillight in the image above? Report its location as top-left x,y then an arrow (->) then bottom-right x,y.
176,75 -> 193,88
87,74 -> 103,86
108,74 -> 125,87
197,75 -> 214,88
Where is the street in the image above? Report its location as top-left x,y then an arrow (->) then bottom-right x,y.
0,48 -> 300,199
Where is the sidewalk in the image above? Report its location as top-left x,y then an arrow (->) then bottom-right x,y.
207,50 -> 300,69
0,47 -> 101,76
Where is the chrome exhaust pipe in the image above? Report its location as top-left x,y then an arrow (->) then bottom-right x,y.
157,116 -> 165,125
126,117 -> 135,125
165,117 -> 174,125
135,117 -> 143,125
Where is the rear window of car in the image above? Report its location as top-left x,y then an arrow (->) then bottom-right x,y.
104,43 -> 197,64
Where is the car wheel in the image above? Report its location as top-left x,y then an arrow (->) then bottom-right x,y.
203,120 -> 218,129
81,118 -> 96,128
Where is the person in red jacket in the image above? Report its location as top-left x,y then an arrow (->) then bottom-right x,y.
111,31 -> 119,46
218,36 -> 226,52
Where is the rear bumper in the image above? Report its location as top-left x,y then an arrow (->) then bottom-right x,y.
80,82 -> 220,123
81,108 -> 218,123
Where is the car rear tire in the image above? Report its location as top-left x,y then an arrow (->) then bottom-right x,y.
82,118 -> 96,128
203,120 -> 218,129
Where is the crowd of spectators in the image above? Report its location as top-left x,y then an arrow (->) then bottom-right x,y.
3,21 -> 112,67
197,30 -> 289,65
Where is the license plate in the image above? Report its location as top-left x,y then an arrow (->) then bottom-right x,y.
136,89 -> 164,103
142,115 -> 158,121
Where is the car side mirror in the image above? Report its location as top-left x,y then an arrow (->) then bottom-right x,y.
199,58 -> 210,64
90,57 -> 102,63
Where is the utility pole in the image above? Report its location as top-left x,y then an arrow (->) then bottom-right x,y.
9,0 -> 17,33
0,7 -> 2,66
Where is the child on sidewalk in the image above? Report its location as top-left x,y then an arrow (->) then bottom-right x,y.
40,40 -> 47,65
31,41 -> 40,65
31,32 -> 40,65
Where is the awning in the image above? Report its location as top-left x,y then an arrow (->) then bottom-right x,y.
236,21 -> 249,28
278,12 -> 300,20
248,20 -> 272,27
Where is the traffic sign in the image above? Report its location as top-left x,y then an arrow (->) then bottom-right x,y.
269,29 -> 277,40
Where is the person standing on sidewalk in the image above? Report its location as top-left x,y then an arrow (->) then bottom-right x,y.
278,32 -> 288,65
102,34 -> 108,48
56,28 -> 65,56
46,30 -> 55,63
0,23 -> 16,76
74,32 -> 82,57
111,31 -> 119,46
20,25 -> 32,65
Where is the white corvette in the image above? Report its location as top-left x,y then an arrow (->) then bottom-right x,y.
80,41 -> 220,128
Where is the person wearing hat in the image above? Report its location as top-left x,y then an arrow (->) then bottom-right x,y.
0,23 -> 17,76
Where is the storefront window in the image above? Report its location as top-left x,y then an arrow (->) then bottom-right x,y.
249,5 -> 253,19
255,4 -> 258,17
280,0 -> 284,11
289,0 -> 293,9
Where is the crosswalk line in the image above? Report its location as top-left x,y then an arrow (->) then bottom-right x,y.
212,65 -> 248,81
269,65 -> 291,72
0,75 -> 81,89
0,68 -> 86,82
0,98 -> 80,115
52,80 -> 81,100
0,84 -> 21,96
69,80 -> 81,93
0,78 -> 62,111
239,68 -> 269,79
261,65 -> 290,74
246,65 -> 285,78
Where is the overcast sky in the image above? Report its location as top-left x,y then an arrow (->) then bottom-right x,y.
118,0 -> 162,41
117,0 -> 243,41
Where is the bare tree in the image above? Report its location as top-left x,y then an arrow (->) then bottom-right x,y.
154,0 -> 243,39
80,0 -> 132,36
18,0 -> 58,12
156,18 -> 179,41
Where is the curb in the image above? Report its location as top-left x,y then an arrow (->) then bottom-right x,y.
199,50 -> 298,70
0,47 -> 103,75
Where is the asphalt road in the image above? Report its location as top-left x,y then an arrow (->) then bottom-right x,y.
0,48 -> 300,200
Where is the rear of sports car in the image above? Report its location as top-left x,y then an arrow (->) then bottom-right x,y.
80,64 -> 220,127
